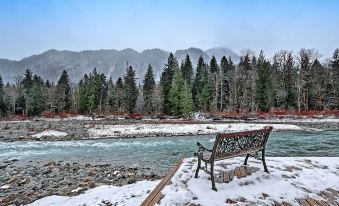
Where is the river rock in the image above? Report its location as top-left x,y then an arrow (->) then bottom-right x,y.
1,194 -> 16,205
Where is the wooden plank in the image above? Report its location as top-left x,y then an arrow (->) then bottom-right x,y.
314,199 -> 329,206
327,188 -> 339,197
140,157 -> 184,206
297,199 -> 311,206
282,201 -> 293,206
305,198 -> 320,206
320,192 -> 339,206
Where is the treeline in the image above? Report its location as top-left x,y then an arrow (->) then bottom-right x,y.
0,48 -> 339,117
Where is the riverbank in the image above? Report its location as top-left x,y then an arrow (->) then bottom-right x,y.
0,159 -> 160,205
17,157 -> 339,206
0,116 -> 338,141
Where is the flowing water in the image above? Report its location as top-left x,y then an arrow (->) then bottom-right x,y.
1,130 -> 338,175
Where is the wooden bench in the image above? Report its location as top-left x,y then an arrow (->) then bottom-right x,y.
194,126 -> 273,191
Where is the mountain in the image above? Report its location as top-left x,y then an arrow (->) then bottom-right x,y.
205,47 -> 240,63
0,47 -> 239,84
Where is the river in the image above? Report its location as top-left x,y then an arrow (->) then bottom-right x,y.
1,130 -> 338,175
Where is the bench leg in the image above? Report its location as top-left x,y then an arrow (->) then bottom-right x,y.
243,153 -> 250,165
262,150 -> 269,173
210,163 -> 217,191
194,156 -> 201,178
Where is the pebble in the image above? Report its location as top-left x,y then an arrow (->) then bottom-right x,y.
0,160 -> 161,205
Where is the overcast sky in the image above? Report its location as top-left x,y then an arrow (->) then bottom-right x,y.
1,0 -> 339,60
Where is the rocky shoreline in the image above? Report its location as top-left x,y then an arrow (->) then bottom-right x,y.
0,118 -> 338,142
0,159 -> 160,206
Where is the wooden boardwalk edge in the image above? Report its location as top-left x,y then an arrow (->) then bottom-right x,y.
140,157 -> 185,206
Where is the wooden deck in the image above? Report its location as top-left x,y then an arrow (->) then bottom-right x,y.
141,158 -> 339,206
140,157 -> 184,206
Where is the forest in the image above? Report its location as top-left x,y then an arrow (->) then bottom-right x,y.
0,48 -> 338,117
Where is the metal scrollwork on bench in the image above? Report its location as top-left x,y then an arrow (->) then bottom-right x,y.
194,126 -> 273,191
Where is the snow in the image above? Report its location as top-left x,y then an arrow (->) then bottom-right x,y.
0,185 -> 10,189
159,157 -> 339,205
88,123 -> 302,138
255,117 -> 339,123
27,180 -> 159,206
31,130 -> 67,138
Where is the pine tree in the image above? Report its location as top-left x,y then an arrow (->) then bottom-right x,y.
331,48 -> 339,109
181,54 -> 194,88
77,75 -> 89,113
115,77 -> 124,112
198,75 -> 211,112
285,53 -> 297,109
160,53 -> 178,114
219,56 -> 235,111
0,75 -> 7,116
54,70 -> 71,113
123,66 -> 138,114
143,64 -> 155,115
255,51 -> 272,112
106,77 -> 117,112
22,69 -> 33,95
181,81 -> 193,115
209,55 -> 219,112
235,53 -> 252,113
26,81 -> 44,116
169,68 -> 193,115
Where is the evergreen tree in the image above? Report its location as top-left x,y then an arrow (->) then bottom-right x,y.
54,70 -> 71,113
106,77 -> 117,112
219,56 -> 235,111
181,81 -> 193,115
115,77 -> 124,112
169,68 -> 184,115
209,55 -> 219,112
285,53 -> 297,109
0,75 -> 7,116
256,51 -> 272,112
123,66 -> 138,114
181,54 -> 194,87
143,64 -> 155,115
192,55 -> 210,111
77,75 -> 88,113
235,53 -> 252,113
331,48 -> 339,109
26,82 -> 44,116
22,69 -> 33,95
160,53 -> 178,114
209,55 -> 219,73
169,68 -> 193,115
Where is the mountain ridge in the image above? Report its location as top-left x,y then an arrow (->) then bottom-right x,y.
0,47 -> 240,84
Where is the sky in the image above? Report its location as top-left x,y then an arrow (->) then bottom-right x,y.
1,0 -> 339,60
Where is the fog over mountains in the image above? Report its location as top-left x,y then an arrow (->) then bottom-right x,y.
0,47 -> 239,84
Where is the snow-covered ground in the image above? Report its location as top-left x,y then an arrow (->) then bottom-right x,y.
24,157 -> 339,206
26,180 -> 159,206
160,157 -> 339,205
88,123 -> 302,138
31,130 -> 67,139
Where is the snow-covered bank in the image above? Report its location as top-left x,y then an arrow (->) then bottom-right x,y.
32,130 -> 67,139
254,117 -> 339,123
88,123 -> 302,138
24,157 -> 339,206
26,180 -> 159,206
160,157 -> 339,205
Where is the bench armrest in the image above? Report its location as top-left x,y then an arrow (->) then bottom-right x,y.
196,142 -> 213,152
194,142 -> 213,161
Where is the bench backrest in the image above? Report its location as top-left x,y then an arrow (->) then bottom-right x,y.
212,127 -> 273,160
